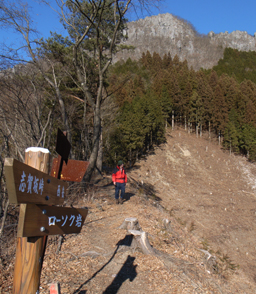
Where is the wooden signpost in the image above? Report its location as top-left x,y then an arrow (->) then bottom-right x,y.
4,130 -> 89,294
17,204 -> 88,237
51,129 -> 89,182
4,158 -> 67,205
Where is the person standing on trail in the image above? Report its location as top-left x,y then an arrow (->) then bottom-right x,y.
112,160 -> 127,204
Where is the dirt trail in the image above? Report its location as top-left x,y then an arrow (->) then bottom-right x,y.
1,127 -> 256,293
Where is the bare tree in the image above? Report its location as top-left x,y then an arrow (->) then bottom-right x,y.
53,0 -> 162,183
0,0 -> 72,143
0,0 -> 162,184
0,69 -> 54,158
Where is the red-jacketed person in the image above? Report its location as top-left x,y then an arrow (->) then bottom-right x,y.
112,160 -> 127,204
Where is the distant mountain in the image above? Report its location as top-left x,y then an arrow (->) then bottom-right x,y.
114,13 -> 256,70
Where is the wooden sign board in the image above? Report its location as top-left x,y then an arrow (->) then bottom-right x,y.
56,128 -> 71,163
4,158 -> 68,205
17,204 -> 88,237
51,157 -> 89,182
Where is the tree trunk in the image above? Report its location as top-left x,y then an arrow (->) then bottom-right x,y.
82,105 -> 101,183
96,125 -> 103,173
208,121 -> 211,140
129,148 -> 132,168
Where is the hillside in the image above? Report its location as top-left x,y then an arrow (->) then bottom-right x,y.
114,13 -> 256,70
1,127 -> 256,293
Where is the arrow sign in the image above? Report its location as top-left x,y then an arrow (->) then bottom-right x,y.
56,129 -> 71,163
4,158 -> 68,205
55,129 -> 71,179
17,204 -> 88,237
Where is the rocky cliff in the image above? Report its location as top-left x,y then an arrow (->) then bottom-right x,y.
114,13 -> 256,70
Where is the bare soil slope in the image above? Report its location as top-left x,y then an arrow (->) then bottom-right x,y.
1,127 -> 256,293
129,128 -> 256,289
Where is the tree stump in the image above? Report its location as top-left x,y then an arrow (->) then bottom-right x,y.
119,218 -> 155,255
128,230 -> 156,255
119,217 -> 202,284
118,217 -> 141,231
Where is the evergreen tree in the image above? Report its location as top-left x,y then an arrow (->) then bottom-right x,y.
245,99 -> 256,126
183,81 -> 193,118
212,84 -> 229,134
240,124 -> 256,160
208,70 -> 219,90
162,52 -> 172,69
160,85 -> 173,125
223,109 -> 240,153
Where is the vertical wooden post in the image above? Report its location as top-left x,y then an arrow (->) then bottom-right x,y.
12,148 -> 50,294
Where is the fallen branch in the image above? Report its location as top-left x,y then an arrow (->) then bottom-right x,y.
56,235 -> 64,255
79,251 -> 101,258
197,248 -> 217,273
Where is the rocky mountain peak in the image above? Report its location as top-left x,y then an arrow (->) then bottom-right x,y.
114,13 -> 256,70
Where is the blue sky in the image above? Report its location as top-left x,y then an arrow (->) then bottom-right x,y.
155,0 -> 256,36
1,0 -> 256,48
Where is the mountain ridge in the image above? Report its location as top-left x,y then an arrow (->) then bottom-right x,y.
114,13 -> 256,70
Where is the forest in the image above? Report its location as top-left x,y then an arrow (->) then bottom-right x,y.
106,48 -> 256,164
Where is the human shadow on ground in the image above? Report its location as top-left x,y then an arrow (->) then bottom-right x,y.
73,235 -> 137,294
102,255 -> 137,294
123,192 -> 135,202
73,246 -> 119,294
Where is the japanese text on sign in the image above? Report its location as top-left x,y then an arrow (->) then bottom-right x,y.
48,214 -> 83,227
18,171 -> 65,197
